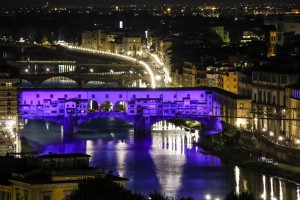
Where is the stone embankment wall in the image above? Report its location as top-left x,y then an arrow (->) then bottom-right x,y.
239,133 -> 300,166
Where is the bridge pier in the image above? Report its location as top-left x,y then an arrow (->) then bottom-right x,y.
33,80 -> 40,88
79,80 -> 85,88
62,117 -> 77,138
134,116 -> 151,135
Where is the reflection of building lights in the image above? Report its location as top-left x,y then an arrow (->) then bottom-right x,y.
235,166 -> 240,195
155,75 -> 162,80
205,194 -> 211,200
262,175 -> 266,200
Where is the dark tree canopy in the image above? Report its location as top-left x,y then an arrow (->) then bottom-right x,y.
70,175 -> 146,200
225,191 -> 256,200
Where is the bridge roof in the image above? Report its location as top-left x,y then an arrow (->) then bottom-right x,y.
20,87 -> 211,91
20,87 -> 250,99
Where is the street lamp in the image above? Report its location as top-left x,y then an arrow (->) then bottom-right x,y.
278,136 -> 284,141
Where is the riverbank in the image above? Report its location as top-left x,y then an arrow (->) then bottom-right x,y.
198,139 -> 300,184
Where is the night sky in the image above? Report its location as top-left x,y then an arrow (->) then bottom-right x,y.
0,0 -> 298,7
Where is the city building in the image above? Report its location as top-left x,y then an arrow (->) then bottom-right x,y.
286,85 -> 300,143
122,36 -> 142,57
81,29 -> 143,57
212,88 -> 252,130
206,67 -> 249,96
211,26 -> 230,44
251,66 -> 300,138
0,75 -> 20,154
81,30 -> 101,50
182,62 -> 197,87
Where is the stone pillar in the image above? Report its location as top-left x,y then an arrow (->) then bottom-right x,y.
119,79 -> 126,87
33,80 -> 40,88
134,116 -> 151,134
62,117 -> 77,141
79,80 -> 85,88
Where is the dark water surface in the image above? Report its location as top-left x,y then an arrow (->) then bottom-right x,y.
21,118 -> 300,200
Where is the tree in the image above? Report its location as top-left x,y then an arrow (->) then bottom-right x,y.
70,175 -> 146,200
225,191 -> 255,200
148,191 -> 167,200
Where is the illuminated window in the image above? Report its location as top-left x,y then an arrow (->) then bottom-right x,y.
119,94 -> 122,98
24,191 -> 28,200
92,94 -> 95,98
42,192 -> 51,200
105,94 -> 109,98
50,94 -> 53,98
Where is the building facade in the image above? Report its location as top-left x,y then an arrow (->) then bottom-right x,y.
252,69 -> 300,137
0,76 -> 20,153
286,85 -> 300,142
0,154 -> 128,200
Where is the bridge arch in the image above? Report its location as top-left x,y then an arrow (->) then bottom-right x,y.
124,78 -> 150,88
84,79 -> 119,88
100,101 -> 113,112
78,113 -> 135,125
88,100 -> 100,112
114,101 -> 127,112
40,76 -> 79,88
147,116 -> 222,135
20,79 -> 34,88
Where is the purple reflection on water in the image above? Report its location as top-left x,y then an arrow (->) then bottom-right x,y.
22,118 -> 234,199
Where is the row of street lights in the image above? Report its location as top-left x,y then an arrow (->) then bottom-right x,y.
65,45 -> 157,88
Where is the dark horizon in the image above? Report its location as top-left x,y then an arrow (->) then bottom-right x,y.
0,0 -> 299,7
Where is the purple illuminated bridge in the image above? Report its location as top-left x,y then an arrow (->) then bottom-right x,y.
19,88 -> 225,135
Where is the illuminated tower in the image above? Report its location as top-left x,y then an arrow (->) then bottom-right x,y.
267,31 -> 277,57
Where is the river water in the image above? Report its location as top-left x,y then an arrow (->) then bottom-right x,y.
21,118 -> 300,200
